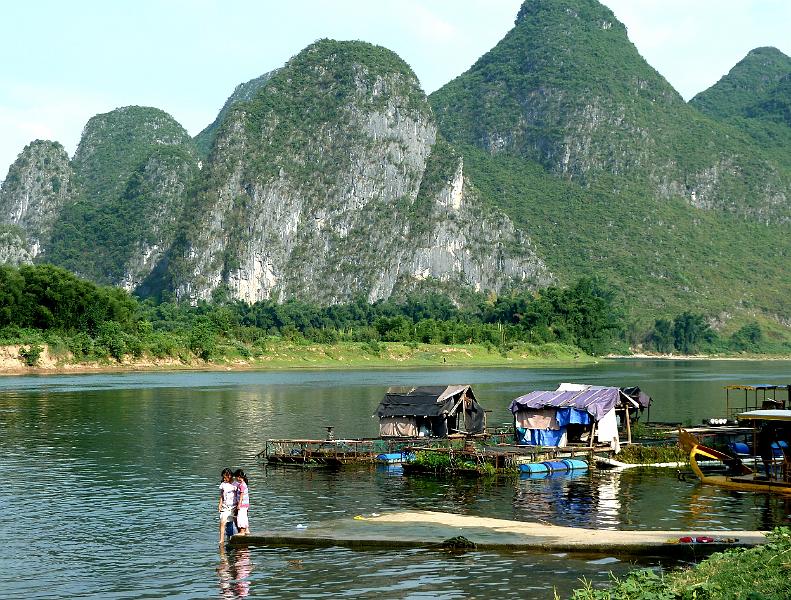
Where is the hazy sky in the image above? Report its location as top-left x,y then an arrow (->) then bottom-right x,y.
1,1 -> 789,178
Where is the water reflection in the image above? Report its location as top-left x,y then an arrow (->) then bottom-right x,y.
217,547 -> 253,599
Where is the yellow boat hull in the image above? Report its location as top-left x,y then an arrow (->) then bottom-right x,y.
696,472 -> 791,494
680,428 -> 791,495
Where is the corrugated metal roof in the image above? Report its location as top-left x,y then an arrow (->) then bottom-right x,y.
376,385 -> 475,418
508,387 -> 621,421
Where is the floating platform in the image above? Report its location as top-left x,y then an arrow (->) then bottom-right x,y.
229,510 -> 766,558
261,435 -> 611,472
260,437 -> 447,466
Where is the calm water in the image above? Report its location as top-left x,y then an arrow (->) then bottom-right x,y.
2,360 -> 791,599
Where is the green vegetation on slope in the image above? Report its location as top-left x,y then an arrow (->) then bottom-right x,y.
690,47 -> 791,167
430,0 -> 685,178
70,106 -> 195,202
460,144 -> 791,326
233,38 -> 428,186
193,70 -> 278,158
46,146 -> 197,284
690,47 -> 791,121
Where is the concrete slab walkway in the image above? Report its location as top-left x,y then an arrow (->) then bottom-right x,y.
230,510 -> 766,558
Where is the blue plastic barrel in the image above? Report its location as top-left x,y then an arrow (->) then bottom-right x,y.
542,460 -> 568,472
772,441 -> 788,458
561,458 -> 588,471
376,452 -> 413,464
519,462 -> 549,474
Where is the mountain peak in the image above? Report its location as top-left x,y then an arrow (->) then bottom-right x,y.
690,46 -> 791,120
430,0 -> 681,178
515,0 -> 623,32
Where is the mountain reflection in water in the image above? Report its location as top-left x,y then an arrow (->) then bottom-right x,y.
2,362 -> 791,598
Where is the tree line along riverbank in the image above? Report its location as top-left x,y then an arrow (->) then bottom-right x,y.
2,263 -> 791,374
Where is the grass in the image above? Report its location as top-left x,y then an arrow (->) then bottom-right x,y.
569,527 -> 791,599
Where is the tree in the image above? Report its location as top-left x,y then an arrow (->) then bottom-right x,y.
189,319 -> 217,360
649,319 -> 674,353
672,312 -> 710,355
730,322 -> 763,352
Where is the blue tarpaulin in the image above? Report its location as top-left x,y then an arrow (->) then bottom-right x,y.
555,407 -> 591,426
516,427 -> 564,446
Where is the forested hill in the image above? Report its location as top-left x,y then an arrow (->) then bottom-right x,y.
428,0 -> 791,325
1,0 -> 791,343
690,47 -> 791,122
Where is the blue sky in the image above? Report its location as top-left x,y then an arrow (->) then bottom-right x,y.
1,1 -> 789,178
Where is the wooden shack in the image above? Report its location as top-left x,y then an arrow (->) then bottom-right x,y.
375,385 -> 485,437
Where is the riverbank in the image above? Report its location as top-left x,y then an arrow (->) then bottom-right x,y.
608,352 -> 791,360
0,340 -> 594,376
571,526 -> 791,599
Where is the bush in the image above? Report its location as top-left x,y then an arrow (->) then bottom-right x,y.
67,332 -> 95,360
125,334 -> 144,358
96,322 -> 127,361
189,321 -> 216,361
364,339 -> 382,356
18,344 -> 43,367
147,332 -> 178,358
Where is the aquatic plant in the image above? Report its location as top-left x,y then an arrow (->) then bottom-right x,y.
615,444 -> 687,465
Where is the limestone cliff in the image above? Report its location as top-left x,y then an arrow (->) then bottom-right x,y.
157,40 -> 549,303
0,140 -> 73,258
0,226 -> 33,266
44,107 -> 199,285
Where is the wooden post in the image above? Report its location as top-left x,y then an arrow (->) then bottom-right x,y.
589,420 -> 597,449
625,407 -> 632,445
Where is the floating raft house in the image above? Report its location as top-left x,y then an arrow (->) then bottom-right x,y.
375,385 -> 485,437
509,383 -> 651,450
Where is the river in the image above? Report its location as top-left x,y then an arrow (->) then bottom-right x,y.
2,360 -> 790,598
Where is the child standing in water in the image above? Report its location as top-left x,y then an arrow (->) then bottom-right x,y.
234,469 -> 250,535
218,468 -> 237,545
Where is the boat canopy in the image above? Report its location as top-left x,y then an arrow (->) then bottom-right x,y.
726,384 -> 790,391
737,409 -> 791,422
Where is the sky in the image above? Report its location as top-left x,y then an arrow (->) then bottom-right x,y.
1,1 -> 789,179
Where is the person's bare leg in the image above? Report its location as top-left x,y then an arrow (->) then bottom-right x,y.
219,520 -> 225,545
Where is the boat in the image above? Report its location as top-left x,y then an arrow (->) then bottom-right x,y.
679,409 -> 791,494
